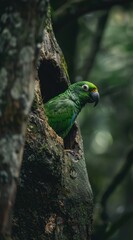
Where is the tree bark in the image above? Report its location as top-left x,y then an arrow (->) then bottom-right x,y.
0,1 -> 48,239
0,2 -> 93,240
13,6 -> 93,240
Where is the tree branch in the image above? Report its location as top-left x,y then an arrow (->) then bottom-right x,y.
81,11 -> 109,80
101,149 -> 133,222
93,210 -> 133,240
92,150 -> 133,240
104,210 -> 133,239
53,0 -> 133,30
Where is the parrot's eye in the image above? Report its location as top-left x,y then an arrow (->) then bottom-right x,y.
82,84 -> 89,92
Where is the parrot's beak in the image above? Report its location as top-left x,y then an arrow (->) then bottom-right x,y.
89,91 -> 100,107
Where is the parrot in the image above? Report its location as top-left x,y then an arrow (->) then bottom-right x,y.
44,81 -> 99,138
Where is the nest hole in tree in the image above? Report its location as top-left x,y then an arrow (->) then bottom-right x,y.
38,59 -> 79,149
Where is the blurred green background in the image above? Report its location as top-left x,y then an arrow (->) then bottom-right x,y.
51,1 -> 133,240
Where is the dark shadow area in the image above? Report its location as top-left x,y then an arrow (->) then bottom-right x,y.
38,59 -> 68,103
64,123 -> 79,149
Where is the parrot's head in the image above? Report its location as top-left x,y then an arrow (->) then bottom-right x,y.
70,81 -> 100,107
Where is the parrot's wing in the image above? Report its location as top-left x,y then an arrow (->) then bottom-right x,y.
45,99 -> 76,137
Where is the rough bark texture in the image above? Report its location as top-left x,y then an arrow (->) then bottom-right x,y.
0,1 -> 48,239
0,2 -> 93,240
12,8 -> 93,240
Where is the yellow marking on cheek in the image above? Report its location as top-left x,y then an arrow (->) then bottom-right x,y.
91,88 -> 98,92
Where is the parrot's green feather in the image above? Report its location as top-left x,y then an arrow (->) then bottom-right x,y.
45,98 -> 77,137
44,81 -> 99,138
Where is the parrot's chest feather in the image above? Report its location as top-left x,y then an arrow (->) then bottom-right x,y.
45,93 -> 82,138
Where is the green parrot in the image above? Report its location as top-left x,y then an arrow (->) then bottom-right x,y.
45,81 -> 99,138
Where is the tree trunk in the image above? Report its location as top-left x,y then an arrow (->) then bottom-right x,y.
0,1 -> 48,239
0,2 -> 93,240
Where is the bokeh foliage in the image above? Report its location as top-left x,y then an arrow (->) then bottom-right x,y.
51,2 -> 133,240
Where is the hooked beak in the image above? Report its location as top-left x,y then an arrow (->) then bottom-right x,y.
89,91 -> 100,107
